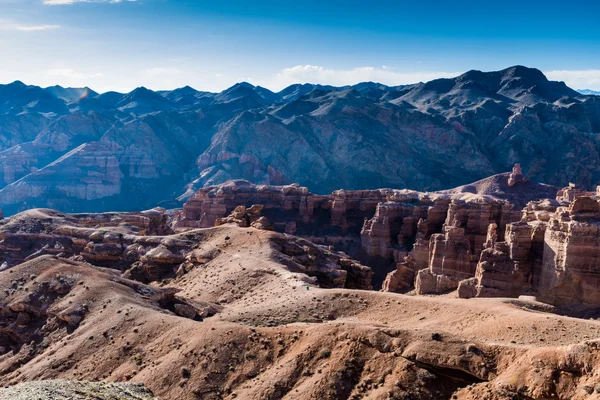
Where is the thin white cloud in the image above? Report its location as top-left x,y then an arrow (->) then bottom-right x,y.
43,68 -> 105,89
36,68 -> 105,90
545,70 -> 600,91
17,25 -> 60,31
43,0 -> 135,4
253,65 -> 461,91
0,20 -> 60,31
46,68 -> 105,79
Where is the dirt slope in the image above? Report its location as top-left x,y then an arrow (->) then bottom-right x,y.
2,225 -> 600,399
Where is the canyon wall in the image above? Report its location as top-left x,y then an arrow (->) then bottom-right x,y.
457,187 -> 600,305
4,167 -> 600,306
173,174 -> 526,291
174,175 -> 600,306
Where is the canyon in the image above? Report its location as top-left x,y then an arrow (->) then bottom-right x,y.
4,66 -> 600,399
171,165 -> 600,308
3,168 -> 600,399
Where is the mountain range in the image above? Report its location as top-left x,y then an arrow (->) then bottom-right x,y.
1,65 -> 600,215
578,89 -> 600,96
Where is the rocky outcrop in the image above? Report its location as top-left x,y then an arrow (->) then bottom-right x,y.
507,163 -> 525,187
177,180 -> 330,231
555,183 -> 592,203
408,181 -> 600,302
214,204 -> 271,229
536,196 -> 600,305
460,222 -> 535,299
0,380 -> 157,400
415,228 -> 472,294
413,198 -> 522,295
0,208 -> 372,290
271,235 -> 373,290
455,191 -> 600,306
0,208 -> 171,267
361,201 -> 423,259
381,255 -> 417,293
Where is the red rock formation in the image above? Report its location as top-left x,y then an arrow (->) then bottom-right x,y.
507,163 -> 525,187
360,202 -> 424,258
382,255 -> 417,293
537,196 -> 600,305
412,198 -> 522,295
459,222 -> 534,299
0,208 -> 372,290
178,180 -> 418,261
215,204 -> 266,228
555,183 -> 592,203
177,180 -> 330,230
415,227 -> 473,294
179,179 -> 542,292
455,193 -> 600,306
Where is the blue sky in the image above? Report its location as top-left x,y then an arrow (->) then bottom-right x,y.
1,0 -> 600,92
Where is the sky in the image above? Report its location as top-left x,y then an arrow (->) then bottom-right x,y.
1,0 -> 600,93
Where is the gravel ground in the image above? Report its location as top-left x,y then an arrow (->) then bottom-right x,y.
0,380 -> 158,400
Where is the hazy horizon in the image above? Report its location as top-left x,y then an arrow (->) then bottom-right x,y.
3,65 -> 599,95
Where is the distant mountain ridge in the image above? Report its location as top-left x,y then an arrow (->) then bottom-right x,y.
578,89 -> 600,96
1,65 -> 600,215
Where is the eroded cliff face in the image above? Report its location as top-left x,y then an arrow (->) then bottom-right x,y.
534,196 -> 600,305
5,169 -> 598,309
174,172 -> 548,291
453,186 -> 600,306
173,175 -> 600,306
413,199 -> 523,295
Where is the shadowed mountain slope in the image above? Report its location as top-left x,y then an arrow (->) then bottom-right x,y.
0,66 -> 599,215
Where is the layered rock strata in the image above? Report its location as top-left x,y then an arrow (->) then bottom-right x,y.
413,199 -> 523,295
175,177 -> 600,305
0,208 -> 372,290
177,173 -> 539,290
456,187 -> 600,305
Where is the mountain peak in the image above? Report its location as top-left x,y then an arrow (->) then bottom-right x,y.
7,80 -> 26,88
115,86 -> 175,113
179,85 -> 198,92
457,66 -> 548,85
130,86 -> 153,94
231,82 -> 255,90
213,81 -> 279,106
45,85 -> 99,102
501,65 -> 547,82
218,82 -> 258,97
124,86 -> 169,101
